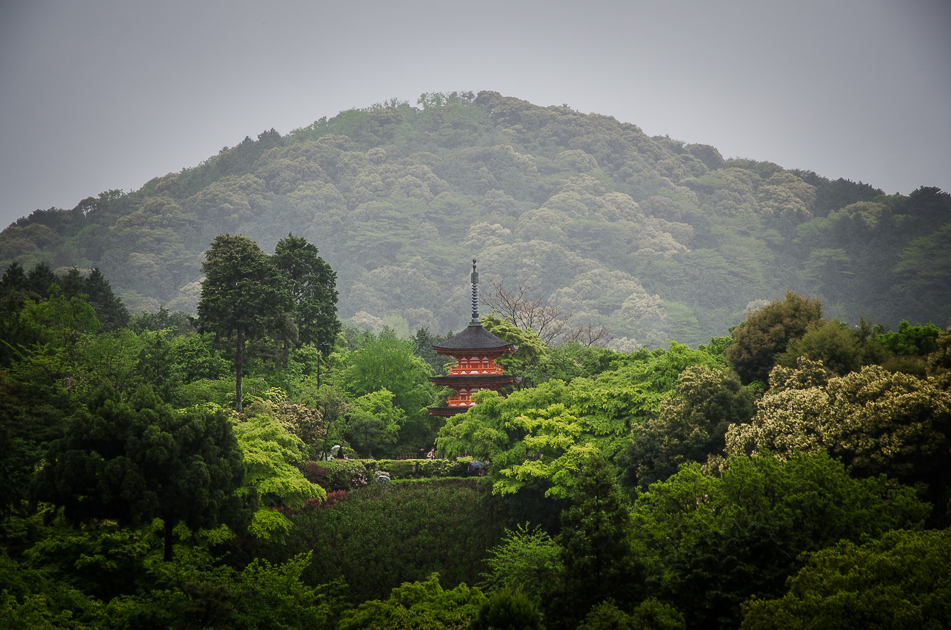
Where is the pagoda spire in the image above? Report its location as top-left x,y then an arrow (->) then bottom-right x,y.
470,259 -> 480,325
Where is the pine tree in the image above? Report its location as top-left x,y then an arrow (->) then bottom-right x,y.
197,234 -> 291,411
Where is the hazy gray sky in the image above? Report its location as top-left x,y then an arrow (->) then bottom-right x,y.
2,0 -> 949,230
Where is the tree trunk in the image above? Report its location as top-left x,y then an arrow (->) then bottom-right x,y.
236,326 -> 244,412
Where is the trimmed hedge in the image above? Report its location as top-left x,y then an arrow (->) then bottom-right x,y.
303,458 -> 484,491
246,480 -> 509,603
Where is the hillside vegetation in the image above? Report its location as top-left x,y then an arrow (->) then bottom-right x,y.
3,91 -> 949,345
3,220 -> 951,626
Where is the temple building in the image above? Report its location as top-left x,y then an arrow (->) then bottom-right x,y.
428,260 -> 518,417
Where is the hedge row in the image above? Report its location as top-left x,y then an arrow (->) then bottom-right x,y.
303,458 -> 486,492
246,480 -> 509,602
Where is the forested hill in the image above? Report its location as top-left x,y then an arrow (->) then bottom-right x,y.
2,91 -> 949,345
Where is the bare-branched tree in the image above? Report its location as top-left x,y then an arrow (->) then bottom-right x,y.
480,280 -> 613,347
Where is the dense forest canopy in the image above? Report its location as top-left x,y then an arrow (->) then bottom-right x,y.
2,91 -> 951,630
2,91 -> 948,346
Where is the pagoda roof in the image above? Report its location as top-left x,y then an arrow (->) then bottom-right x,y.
428,407 -> 471,417
432,324 -> 516,352
430,374 -> 518,387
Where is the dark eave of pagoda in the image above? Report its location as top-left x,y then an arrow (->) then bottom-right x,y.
432,323 -> 516,353
428,407 -> 471,417
430,374 -> 517,387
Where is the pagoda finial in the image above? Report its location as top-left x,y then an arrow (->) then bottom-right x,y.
470,259 -> 480,325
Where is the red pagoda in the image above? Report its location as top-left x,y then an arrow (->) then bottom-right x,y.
428,260 -> 518,417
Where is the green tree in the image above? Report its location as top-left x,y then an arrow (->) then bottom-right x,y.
740,528 -> 951,630
548,454 -> 642,630
82,267 -> 130,332
777,318 -> 888,376
338,573 -> 487,630
631,452 -> 929,630
231,552 -> 339,630
32,386 -> 246,561
725,291 -> 824,384
481,313 -> 548,389
411,327 -> 454,375
197,234 -> 292,411
437,342 -> 727,498
335,332 -> 438,453
531,340 -> 622,385
273,233 -> 341,349
878,319 -> 944,356
726,362 -> 951,520
345,389 -> 402,458
578,599 -> 685,630
618,365 -> 755,492
469,587 -> 545,630
169,332 -> 232,383
231,405 -> 325,539
478,523 -> 563,602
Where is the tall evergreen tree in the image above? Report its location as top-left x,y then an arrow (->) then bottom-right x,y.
83,267 -> 130,331
548,454 -> 643,629
197,234 -> 291,411
272,233 -> 340,348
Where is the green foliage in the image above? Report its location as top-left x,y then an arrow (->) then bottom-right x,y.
231,552 -> 338,630
0,548 -> 103,627
0,590 -> 85,630
530,341 -> 623,384
878,319 -> 944,356
726,291 -> 824,384
469,587 -> 545,630
411,327 -> 455,375
618,365 -> 755,492
437,342 -> 727,498
197,234 -> 293,411
478,524 -> 562,601
21,522 -> 155,601
345,389 -> 403,458
231,409 -> 325,538
547,454 -> 642,630
777,318 -> 883,376
334,332 -> 439,454
128,305 -> 192,337
631,452 -> 930,630
0,371 -> 62,523
740,528 -> 951,630
32,386 -> 246,561
253,481 -> 507,603
79,268 -> 130,332
481,313 -> 548,388
169,333 -> 231,383
303,459 -> 371,492
727,362 -> 951,519
90,539 -> 343,630
339,573 -> 487,630
578,599 -> 685,630
273,233 -> 341,349
2,285 -> 100,382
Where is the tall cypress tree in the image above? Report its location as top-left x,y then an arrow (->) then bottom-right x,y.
197,234 -> 291,411
84,267 -> 130,331
272,233 -> 340,349
548,454 -> 644,629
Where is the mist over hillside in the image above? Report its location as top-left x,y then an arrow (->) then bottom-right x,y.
2,91 -> 948,346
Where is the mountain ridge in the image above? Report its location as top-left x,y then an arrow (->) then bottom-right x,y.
2,90 -> 948,346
